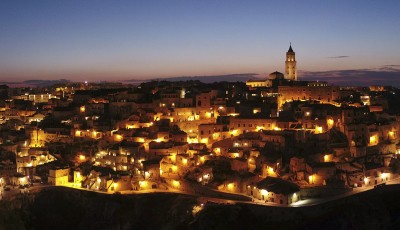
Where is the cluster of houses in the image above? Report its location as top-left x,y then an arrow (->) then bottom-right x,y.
0,49 -> 399,205
0,78 -> 398,205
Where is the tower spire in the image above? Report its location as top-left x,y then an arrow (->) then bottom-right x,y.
288,43 -> 294,52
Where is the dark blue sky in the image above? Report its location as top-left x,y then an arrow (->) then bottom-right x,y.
1,0 -> 399,82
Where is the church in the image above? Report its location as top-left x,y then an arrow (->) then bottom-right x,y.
246,45 -> 341,109
246,44 -> 297,88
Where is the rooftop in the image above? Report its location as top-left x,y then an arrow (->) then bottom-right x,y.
256,177 -> 299,195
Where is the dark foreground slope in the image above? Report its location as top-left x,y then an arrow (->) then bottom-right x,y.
2,186 -> 400,230
31,188 -> 197,230
192,185 -> 400,230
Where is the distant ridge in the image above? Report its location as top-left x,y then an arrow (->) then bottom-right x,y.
125,73 -> 263,84
299,67 -> 400,87
0,79 -> 71,88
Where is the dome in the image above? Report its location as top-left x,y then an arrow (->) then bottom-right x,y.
269,71 -> 284,80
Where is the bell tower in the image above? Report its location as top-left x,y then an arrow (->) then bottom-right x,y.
285,43 -> 297,81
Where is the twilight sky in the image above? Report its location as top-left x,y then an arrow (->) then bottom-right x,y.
1,0 -> 400,84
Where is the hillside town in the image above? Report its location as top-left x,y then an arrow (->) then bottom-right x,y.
1,46 -> 400,206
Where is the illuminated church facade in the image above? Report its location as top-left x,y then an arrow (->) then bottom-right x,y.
246,44 -> 297,88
